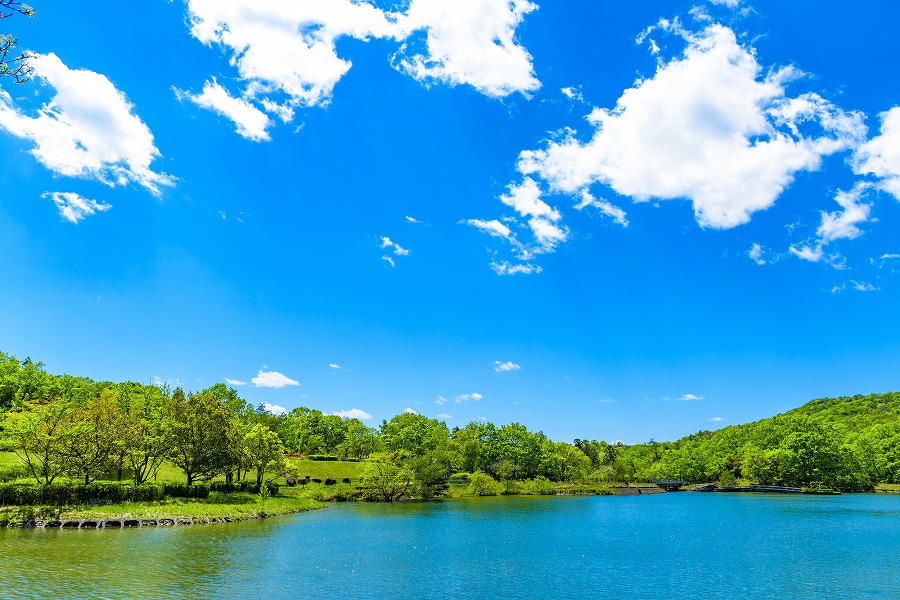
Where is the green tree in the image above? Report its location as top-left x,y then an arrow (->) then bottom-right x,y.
169,389 -> 236,484
338,418 -> 379,459
243,423 -> 286,486
118,383 -> 174,485
63,395 -> 124,484
3,398 -> 74,484
360,452 -> 416,502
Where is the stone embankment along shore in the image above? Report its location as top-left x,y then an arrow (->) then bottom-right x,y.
614,487 -> 666,496
8,513 -> 292,530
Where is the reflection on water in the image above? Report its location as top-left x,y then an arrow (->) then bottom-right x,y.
2,494 -> 899,598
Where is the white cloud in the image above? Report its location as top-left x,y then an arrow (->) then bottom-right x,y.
455,392 -> 483,403
790,184 -> 873,263
709,0 -> 740,7
851,280 -> 878,292
491,261 -> 542,276
393,0 -> 540,98
262,402 -> 287,416
329,364 -> 343,370
675,393 -> 704,401
151,376 -> 165,388
436,413 -> 452,419
853,106 -> 900,201
515,24 -> 865,229
0,53 -> 174,195
881,253 -> 900,260
380,236 -> 410,257
225,378 -> 247,386
186,0 -> 397,110
575,190 -> 628,226
251,369 -> 300,388
709,416 -> 724,422
333,408 -> 373,420
184,0 -> 540,134
43,191 -> 111,223
748,243 -> 767,266
466,218 -> 514,240
434,395 -> 447,405
175,79 -> 272,141
405,216 -> 420,224
382,255 -> 396,267
561,86 -> 584,103
404,408 -> 418,414
494,361 -> 521,372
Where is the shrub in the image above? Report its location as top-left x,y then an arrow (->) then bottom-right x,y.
520,476 -> 556,495
163,483 -> 211,499
210,481 -> 278,495
307,455 -> 342,461
0,482 -> 167,506
466,472 -> 503,497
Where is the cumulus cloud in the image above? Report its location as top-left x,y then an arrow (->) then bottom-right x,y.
43,191 -> 111,223
333,408 -> 373,420
262,402 -> 288,416
494,361 -> 521,372
675,393 -> 704,401
183,0 -> 539,137
455,392 -> 483,403
393,0 -> 540,98
516,24 -> 865,230
225,378 -> 247,386
853,106 -> 900,201
329,364 -> 343,370
0,54 -> 174,195
251,369 -> 300,388
175,79 -> 272,141
851,280 -> 878,292
404,408 -> 418,414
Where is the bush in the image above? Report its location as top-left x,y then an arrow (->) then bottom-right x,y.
210,481 -> 278,495
162,483 -> 211,499
466,472 -> 503,497
307,455 -> 342,461
0,482 -> 167,506
520,476 -> 556,495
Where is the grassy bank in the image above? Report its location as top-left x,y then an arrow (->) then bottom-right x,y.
0,491 -> 324,527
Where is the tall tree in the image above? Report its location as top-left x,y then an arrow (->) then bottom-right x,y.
169,390 -> 236,485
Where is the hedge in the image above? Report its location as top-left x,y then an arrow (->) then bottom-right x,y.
210,481 -> 279,495
0,482 -> 167,506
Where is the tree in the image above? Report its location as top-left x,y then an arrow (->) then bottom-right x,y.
359,452 -> 416,502
118,383 -> 174,485
243,423 -> 286,486
338,418 -> 379,459
63,396 -> 123,484
169,390 -> 236,485
1,1 -> 36,84
3,398 -> 74,484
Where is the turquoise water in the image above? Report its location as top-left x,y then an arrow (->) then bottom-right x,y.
1,493 -> 899,598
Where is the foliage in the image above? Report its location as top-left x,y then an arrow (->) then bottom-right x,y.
519,476 -> 556,495
359,452 -> 416,502
0,1 -> 35,84
243,423 -> 286,486
168,390 -> 236,485
466,471 -> 503,496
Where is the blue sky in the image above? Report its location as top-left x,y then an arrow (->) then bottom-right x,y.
1,0 -> 898,443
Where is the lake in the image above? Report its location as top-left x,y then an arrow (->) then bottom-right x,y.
2,493 -> 899,598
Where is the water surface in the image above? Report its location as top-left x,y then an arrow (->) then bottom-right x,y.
2,493 -> 899,598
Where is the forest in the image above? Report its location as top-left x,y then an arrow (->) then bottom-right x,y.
2,351 -> 899,500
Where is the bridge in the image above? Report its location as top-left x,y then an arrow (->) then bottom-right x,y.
647,479 -> 689,491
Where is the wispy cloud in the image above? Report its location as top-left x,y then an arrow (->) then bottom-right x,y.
436,413 -> 452,419
675,393 -> 704,401
225,378 -> 247,386
455,393 -> 483,403
434,396 -> 447,405
44,192 -> 111,223
494,361 -> 521,372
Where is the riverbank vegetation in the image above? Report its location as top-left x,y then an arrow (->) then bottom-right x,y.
2,350 -> 900,521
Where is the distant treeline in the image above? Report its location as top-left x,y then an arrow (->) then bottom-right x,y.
2,352 -> 898,495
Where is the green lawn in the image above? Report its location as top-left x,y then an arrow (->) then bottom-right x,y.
1,452 -> 366,486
